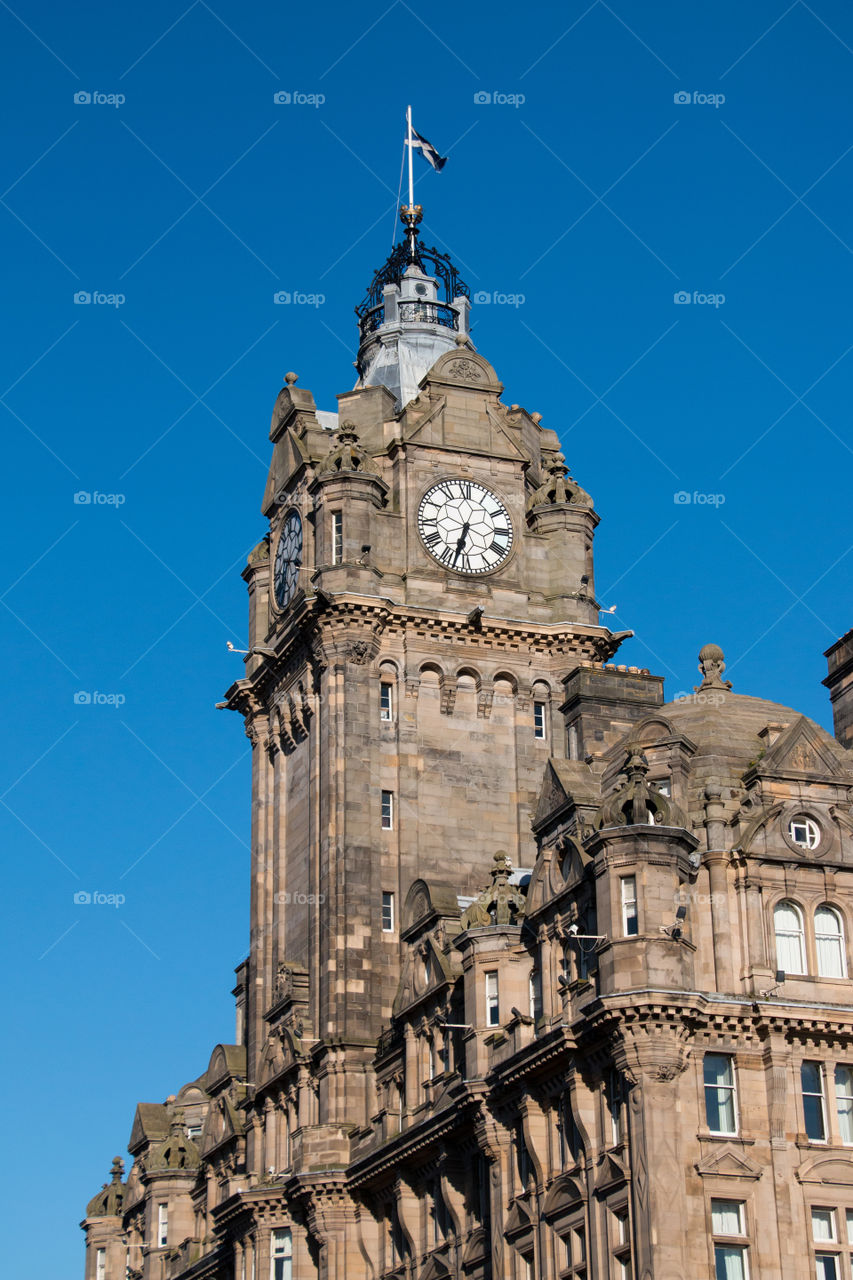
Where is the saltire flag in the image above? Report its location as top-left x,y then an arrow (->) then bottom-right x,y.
410,122 -> 447,172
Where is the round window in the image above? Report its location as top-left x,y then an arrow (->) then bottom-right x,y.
415,283 -> 428,296
788,816 -> 820,850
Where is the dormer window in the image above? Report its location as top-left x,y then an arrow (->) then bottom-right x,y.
789,816 -> 820,850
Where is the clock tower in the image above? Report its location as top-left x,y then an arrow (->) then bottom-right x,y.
220,207 -> 628,1162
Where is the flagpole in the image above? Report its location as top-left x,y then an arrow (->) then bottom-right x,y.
406,104 -> 414,212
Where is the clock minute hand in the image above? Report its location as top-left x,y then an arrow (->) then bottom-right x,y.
452,522 -> 470,564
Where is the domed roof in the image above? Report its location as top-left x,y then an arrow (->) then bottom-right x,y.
650,640 -> 845,778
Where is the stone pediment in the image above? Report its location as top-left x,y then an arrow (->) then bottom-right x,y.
200,1094 -> 244,1158
542,1172 -> 586,1218
205,1044 -> 246,1093
418,1249 -> 452,1280
392,931 -> 457,1018
423,348 -> 503,394
262,428 -> 312,516
754,715 -> 851,782
533,759 -> 599,831
402,879 -> 461,936
503,1196 -> 533,1239
695,1146 -> 763,1180
797,1153 -> 853,1185
594,1151 -> 628,1193
258,1024 -> 303,1087
128,1103 -> 169,1155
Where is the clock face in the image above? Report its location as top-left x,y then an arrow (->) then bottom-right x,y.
273,509 -> 303,608
417,480 -> 513,574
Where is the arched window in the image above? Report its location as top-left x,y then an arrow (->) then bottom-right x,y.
815,905 -> 847,979
774,901 -> 806,974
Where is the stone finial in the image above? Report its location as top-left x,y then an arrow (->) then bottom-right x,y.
110,1156 -> 125,1182
526,452 -> 593,512
316,422 -> 380,477
694,643 -> 732,692
460,851 -> 527,928
284,371 -> 298,386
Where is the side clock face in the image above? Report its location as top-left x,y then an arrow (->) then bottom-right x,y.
418,480 -> 513,574
273,509 -> 303,608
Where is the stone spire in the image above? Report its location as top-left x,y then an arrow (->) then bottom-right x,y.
354,206 -> 472,410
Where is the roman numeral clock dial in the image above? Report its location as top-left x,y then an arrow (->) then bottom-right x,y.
417,480 -> 513,574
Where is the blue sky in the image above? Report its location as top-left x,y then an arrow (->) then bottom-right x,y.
2,1 -> 852,1272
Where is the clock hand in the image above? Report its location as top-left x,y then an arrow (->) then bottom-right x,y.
452,522 -> 470,564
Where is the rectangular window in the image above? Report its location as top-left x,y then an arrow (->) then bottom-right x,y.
331,511 -> 343,564
846,1209 -> 853,1245
533,701 -> 547,739
186,1124 -> 202,1140
529,969 -> 542,1022
608,1068 -> 625,1145
836,1066 -> 853,1144
157,1203 -> 168,1248
96,1249 -> 106,1280
812,1208 -> 838,1242
380,683 -> 394,721
271,1228 -> 292,1280
711,1200 -> 747,1280
485,971 -> 500,1027
381,791 -> 393,830
803,1061 -> 828,1142
704,1054 -> 738,1135
621,876 -> 638,937
381,891 -> 395,932
815,1257 -> 840,1280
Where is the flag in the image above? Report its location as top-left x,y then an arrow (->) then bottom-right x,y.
410,123 -> 447,172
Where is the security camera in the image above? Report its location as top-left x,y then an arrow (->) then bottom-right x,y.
567,923 -> 579,936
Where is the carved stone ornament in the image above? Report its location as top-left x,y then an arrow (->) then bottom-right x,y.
461,851 -> 527,928
596,746 -> 689,830
694,642 -> 732,692
526,453 -> 594,511
316,421 -> 380,476
446,357 -> 482,381
348,638 -> 370,664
